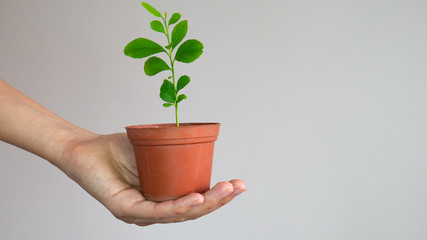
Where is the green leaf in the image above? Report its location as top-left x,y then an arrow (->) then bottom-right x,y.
160,80 -> 176,103
144,56 -> 170,76
163,103 -> 174,107
141,2 -> 162,18
177,75 -> 190,92
171,20 -> 188,49
174,39 -> 204,63
124,38 -> 166,59
177,94 -> 187,103
150,20 -> 165,33
169,13 -> 181,25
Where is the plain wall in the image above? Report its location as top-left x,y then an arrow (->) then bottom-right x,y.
1,0 -> 427,239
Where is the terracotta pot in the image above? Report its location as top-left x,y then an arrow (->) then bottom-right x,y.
125,123 -> 220,202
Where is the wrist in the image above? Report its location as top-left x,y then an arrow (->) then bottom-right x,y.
51,124 -> 99,175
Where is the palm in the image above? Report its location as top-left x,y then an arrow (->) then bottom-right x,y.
98,133 -> 140,188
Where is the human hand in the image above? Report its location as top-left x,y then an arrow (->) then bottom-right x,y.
0,79 -> 246,225
61,133 -> 246,226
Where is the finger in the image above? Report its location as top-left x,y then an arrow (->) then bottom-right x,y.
129,192 -> 204,224
184,181 -> 234,219
135,181 -> 242,224
204,181 -> 235,206
229,179 -> 247,194
219,179 -> 247,205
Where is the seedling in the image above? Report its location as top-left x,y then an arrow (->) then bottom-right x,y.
124,2 -> 204,127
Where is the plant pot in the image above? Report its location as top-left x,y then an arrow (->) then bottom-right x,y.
125,122 -> 220,202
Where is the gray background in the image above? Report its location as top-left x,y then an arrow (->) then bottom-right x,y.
1,0 -> 427,239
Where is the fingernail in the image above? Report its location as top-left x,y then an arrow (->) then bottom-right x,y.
231,187 -> 246,197
191,199 -> 203,207
221,188 -> 233,198
231,191 -> 239,197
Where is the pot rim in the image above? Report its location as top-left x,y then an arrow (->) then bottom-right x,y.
125,122 -> 221,146
125,122 -> 220,130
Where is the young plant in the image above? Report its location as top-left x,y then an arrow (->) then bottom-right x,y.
124,2 -> 204,127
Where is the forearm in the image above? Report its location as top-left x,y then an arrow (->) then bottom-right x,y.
0,79 -> 96,169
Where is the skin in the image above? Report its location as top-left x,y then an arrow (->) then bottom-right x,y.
0,78 -> 246,226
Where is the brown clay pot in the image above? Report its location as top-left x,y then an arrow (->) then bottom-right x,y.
125,123 -> 220,202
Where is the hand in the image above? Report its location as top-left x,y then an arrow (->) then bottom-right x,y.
0,79 -> 246,226
61,133 -> 247,226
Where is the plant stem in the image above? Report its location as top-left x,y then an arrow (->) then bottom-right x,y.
175,104 -> 179,127
162,16 -> 179,127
